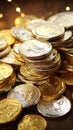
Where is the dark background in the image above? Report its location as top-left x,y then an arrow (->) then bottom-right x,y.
0,0 -> 73,28
0,0 -> 73,130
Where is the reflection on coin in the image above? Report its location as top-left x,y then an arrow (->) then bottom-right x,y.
0,63 -> 13,82
0,98 -> 22,124
18,39 -> 52,60
47,11 -> 73,29
18,114 -> 47,130
7,84 -> 41,108
38,76 -> 66,101
37,96 -> 71,117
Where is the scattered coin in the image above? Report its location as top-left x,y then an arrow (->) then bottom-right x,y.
37,96 -> 71,117
0,98 -> 22,124
18,114 -> 47,130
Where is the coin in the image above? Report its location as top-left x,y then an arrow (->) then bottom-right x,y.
7,84 -> 41,108
0,30 -> 15,45
0,46 -> 11,58
38,76 -> 66,101
18,114 -> 47,130
0,98 -> 22,124
18,39 -> 52,60
61,71 -> 73,85
0,37 -> 8,51
0,72 -> 16,93
47,11 -> 73,29
37,96 -> 71,117
11,26 -> 33,42
51,31 -> 72,47
0,49 -> 23,66
33,23 -> 64,40
25,18 -> 47,31
0,63 -> 13,82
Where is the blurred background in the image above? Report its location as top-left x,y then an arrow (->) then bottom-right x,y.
0,0 -> 73,29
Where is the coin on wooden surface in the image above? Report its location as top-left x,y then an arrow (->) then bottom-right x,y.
0,63 -> 13,82
34,23 -> 64,40
0,37 -> 8,51
37,96 -> 71,117
18,39 -> 52,60
7,84 -> 41,108
0,98 -> 22,124
18,114 -> 47,130
47,11 -> 73,29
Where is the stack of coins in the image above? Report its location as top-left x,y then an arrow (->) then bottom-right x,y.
18,39 -> 61,85
47,12 -> 73,85
0,63 -> 16,93
0,37 -> 11,58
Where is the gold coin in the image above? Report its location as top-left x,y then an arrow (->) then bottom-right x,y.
18,114 -> 47,130
0,30 -> 15,45
0,72 -> 16,93
0,98 -> 22,124
38,75 -> 66,101
0,63 -> 13,82
61,71 -> 73,85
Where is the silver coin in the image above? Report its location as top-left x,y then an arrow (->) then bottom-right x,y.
37,96 -> 71,117
7,84 -> 41,108
18,39 -> 52,60
47,12 -> 73,29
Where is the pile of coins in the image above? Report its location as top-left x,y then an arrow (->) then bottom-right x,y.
0,12 -> 73,129
17,39 -> 61,85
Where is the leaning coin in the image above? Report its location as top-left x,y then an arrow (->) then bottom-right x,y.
0,46 -> 11,58
0,98 -> 22,124
0,63 -> 13,82
38,76 -> 66,101
37,96 -> 71,117
18,114 -> 47,130
18,39 -> 52,60
7,84 -> 41,108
